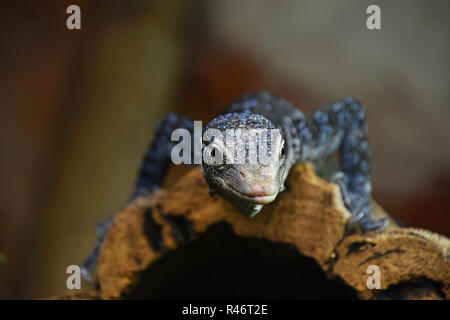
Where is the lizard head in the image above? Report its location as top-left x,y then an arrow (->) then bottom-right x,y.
201,112 -> 288,217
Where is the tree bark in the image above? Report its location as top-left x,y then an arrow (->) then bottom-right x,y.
53,163 -> 450,300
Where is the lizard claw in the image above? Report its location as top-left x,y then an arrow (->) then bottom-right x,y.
345,215 -> 389,234
359,216 -> 389,232
331,172 -> 351,206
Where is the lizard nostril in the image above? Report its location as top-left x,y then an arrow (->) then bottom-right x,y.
239,170 -> 246,178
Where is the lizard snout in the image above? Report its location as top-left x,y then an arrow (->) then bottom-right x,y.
247,182 -> 278,204
250,182 -> 277,197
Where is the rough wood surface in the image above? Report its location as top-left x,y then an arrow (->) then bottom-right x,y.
59,163 -> 450,299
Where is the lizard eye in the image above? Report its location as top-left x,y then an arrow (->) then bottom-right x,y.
280,144 -> 286,159
209,143 -> 224,162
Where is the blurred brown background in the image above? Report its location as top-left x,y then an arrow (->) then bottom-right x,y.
0,0 -> 449,298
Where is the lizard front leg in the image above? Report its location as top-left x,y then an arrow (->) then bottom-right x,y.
81,113 -> 195,283
299,97 -> 388,232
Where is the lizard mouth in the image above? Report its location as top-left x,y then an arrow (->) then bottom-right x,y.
247,193 -> 278,204
225,183 -> 278,204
